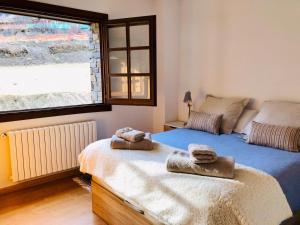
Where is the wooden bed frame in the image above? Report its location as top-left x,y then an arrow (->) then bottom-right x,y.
92,177 -> 300,225
91,178 -> 157,225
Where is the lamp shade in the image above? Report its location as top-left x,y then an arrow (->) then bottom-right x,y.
183,91 -> 192,103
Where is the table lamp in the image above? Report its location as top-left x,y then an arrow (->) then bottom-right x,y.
183,91 -> 192,119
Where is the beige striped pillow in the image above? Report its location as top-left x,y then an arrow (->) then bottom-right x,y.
199,95 -> 249,134
185,111 -> 223,135
247,121 -> 300,152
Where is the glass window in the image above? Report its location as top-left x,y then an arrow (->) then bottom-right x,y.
107,17 -> 156,105
130,25 -> 149,47
109,26 -> 126,48
109,51 -> 127,74
110,76 -> 128,99
0,12 -> 102,112
131,50 -> 150,73
131,76 -> 150,99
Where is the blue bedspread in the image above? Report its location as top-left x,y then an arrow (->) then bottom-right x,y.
153,128 -> 300,212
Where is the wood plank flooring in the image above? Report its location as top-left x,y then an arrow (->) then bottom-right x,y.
0,178 -> 107,225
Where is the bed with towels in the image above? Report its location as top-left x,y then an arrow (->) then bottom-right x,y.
153,128 -> 300,213
78,130 -> 294,225
78,99 -> 300,225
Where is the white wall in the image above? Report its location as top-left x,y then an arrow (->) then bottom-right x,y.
153,0 -> 180,131
0,0 -> 181,188
178,0 -> 300,121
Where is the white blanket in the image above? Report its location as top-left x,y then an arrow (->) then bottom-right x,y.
79,139 -> 292,225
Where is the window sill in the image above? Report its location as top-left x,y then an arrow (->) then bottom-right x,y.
0,104 -> 112,123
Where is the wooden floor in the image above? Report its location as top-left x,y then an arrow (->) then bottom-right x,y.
0,178 -> 107,225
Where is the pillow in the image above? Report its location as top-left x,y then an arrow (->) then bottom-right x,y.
247,121 -> 300,152
185,111 -> 223,135
245,101 -> 300,135
234,109 -> 258,134
199,95 -> 249,134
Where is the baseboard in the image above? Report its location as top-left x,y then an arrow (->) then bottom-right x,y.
0,168 -> 80,196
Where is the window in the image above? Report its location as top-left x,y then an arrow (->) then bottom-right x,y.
106,16 -> 156,106
0,1 -> 110,122
0,13 -> 102,112
0,1 -> 156,122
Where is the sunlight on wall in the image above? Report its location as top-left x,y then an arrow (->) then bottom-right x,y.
0,135 -> 11,188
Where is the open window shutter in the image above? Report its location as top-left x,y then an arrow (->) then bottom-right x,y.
104,16 -> 156,106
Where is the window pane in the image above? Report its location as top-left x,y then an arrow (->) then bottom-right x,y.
130,50 -> 150,73
109,51 -> 127,74
130,25 -> 149,47
131,76 -> 150,99
0,12 -> 102,112
111,76 -> 128,99
108,26 -> 126,48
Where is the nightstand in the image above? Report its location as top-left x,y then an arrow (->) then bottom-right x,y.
164,121 -> 185,131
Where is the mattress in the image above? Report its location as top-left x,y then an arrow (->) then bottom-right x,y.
153,128 -> 300,212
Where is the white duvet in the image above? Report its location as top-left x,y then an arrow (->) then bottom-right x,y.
78,139 -> 292,225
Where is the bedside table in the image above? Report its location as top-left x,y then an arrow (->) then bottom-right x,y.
164,121 -> 185,131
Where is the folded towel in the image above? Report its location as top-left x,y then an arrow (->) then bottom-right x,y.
111,133 -> 153,150
121,130 -> 145,142
115,127 -> 133,137
188,144 -> 217,164
115,127 -> 145,142
166,151 -> 235,179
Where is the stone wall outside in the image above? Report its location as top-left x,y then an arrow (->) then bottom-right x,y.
90,23 -> 102,103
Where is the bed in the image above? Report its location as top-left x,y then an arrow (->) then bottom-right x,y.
78,128 -> 300,225
153,128 -> 300,213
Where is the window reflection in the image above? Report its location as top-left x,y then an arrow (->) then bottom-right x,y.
131,76 -> 150,99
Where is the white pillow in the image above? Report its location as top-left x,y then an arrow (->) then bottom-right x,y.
245,101 -> 300,135
200,95 -> 249,134
234,109 -> 258,134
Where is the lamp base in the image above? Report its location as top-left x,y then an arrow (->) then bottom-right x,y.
188,103 -> 192,119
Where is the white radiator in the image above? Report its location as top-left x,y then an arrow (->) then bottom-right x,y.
8,121 -> 97,182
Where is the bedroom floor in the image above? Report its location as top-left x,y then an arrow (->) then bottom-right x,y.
0,178 -> 107,225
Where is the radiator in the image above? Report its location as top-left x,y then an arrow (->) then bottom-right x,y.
7,121 -> 97,182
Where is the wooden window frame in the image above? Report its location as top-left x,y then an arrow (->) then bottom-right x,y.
104,16 -> 157,106
0,1 -> 112,122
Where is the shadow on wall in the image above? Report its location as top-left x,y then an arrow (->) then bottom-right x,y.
193,89 -> 207,110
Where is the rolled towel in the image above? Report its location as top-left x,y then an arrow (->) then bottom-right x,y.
188,144 -> 217,164
111,133 -> 153,150
166,151 -> 235,179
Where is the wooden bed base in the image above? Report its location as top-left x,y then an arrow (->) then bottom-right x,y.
92,178 -> 300,225
91,179 -> 155,225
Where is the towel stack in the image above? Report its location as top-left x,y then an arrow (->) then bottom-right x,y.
111,127 -> 153,150
167,144 -> 235,179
